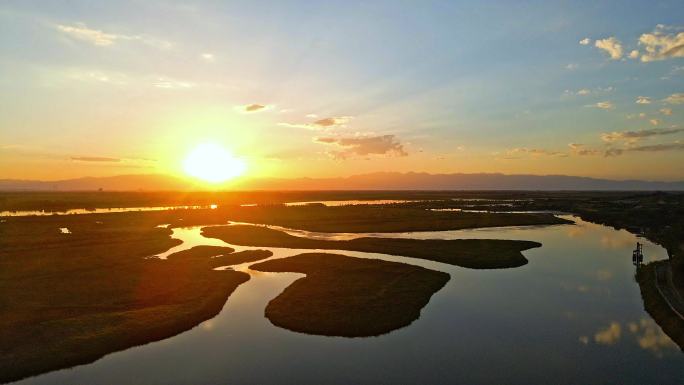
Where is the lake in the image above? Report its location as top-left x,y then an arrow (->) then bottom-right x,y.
12,215 -> 683,384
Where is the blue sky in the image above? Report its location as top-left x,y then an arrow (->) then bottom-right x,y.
1,0 -> 683,181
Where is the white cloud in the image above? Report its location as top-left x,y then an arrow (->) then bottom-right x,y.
638,25 -> 684,62
565,63 -> 578,70
200,53 -> 215,62
636,96 -> 652,104
587,101 -> 615,110
595,37 -> 623,60
628,50 -> 640,59
579,38 -> 591,45
56,23 -> 118,46
660,108 -> 673,116
664,93 -> 684,104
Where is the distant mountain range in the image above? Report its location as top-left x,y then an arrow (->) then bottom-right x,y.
2,172 -> 684,191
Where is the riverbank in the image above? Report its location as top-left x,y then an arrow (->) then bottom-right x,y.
636,261 -> 684,351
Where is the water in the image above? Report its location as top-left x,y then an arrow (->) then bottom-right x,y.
1,200 -> 413,216
12,216 -> 684,384
0,204 -> 219,217
240,199 -> 418,207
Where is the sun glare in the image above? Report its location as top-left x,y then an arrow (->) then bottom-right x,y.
183,143 -> 246,183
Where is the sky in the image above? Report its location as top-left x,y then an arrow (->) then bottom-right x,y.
1,0 -> 683,182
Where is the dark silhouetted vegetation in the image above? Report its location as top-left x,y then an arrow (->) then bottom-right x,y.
636,262 -> 684,351
202,225 -> 541,269
250,253 -> 450,337
220,204 -> 570,233
0,215 -> 271,384
166,245 -> 272,265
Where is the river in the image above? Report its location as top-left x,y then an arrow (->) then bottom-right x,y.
13,215 -> 683,384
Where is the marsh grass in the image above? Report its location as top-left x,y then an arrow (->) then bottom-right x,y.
250,253 -> 450,337
0,216 -> 270,384
202,225 -> 541,269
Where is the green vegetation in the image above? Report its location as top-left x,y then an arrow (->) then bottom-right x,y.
636,262 -> 684,351
250,253 -> 450,337
0,215 -> 271,384
202,225 -> 541,269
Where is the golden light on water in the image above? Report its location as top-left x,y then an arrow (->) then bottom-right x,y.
183,143 -> 246,183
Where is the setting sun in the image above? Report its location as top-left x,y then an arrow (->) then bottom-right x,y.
183,143 -> 246,183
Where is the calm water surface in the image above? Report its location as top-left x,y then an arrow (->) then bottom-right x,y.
0,204 -> 219,217
13,216 -> 684,384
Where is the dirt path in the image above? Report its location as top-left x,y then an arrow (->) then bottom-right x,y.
655,262 -> 684,321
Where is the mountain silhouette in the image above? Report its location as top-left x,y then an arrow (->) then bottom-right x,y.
2,172 -> 683,191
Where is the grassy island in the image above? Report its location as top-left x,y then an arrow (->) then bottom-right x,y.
202,224 -> 541,269
250,253 -> 450,337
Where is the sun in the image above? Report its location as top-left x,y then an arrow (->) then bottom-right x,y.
183,143 -> 247,183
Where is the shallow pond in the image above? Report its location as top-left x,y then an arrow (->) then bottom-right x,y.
13,216 -> 684,384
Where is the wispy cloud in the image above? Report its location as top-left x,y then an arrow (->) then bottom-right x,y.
660,108 -> 673,116
636,96 -> 652,104
279,116 -> 353,130
56,22 -> 172,49
605,141 -> 684,156
568,143 -> 601,156
587,101 -> 615,110
601,127 -> 684,142
579,38 -> 591,45
71,156 -> 121,162
504,147 -> 568,158
153,77 -> 195,89
56,23 -> 118,46
314,135 -> 407,159
563,86 -> 613,97
595,37 -> 623,60
237,103 -> 269,113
